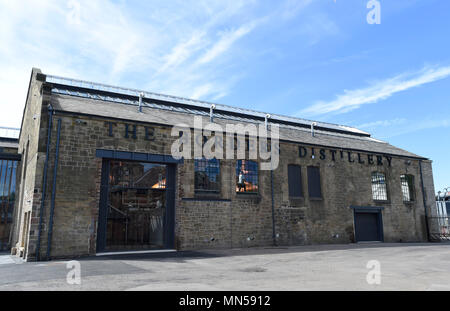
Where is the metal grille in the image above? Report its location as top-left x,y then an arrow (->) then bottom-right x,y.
236,160 -> 258,193
0,160 -> 17,250
400,174 -> 414,202
428,212 -> 450,241
194,159 -> 220,192
0,127 -> 20,139
371,172 -> 388,201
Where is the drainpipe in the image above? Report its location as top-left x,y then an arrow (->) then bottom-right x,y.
265,114 -> 271,131
210,104 -> 215,123
270,169 -> 277,246
36,105 -> 54,261
46,118 -> 62,260
419,160 -> 431,242
138,92 -> 144,113
311,122 -> 317,137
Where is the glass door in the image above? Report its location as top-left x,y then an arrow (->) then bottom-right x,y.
105,160 -> 167,251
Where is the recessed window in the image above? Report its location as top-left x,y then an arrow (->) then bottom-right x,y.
236,160 -> 258,193
194,158 -> 220,192
288,164 -> 303,198
372,172 -> 388,201
400,174 -> 415,202
307,166 -> 322,199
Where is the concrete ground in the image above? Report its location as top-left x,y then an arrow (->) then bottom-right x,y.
0,243 -> 449,291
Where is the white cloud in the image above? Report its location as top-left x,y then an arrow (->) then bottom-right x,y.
357,118 -> 407,129
383,118 -> 450,138
197,22 -> 259,65
0,0 -> 317,127
298,65 -> 450,117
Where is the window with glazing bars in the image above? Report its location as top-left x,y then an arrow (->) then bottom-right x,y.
0,160 -> 17,227
236,160 -> 258,193
400,175 -> 415,202
194,158 -> 220,192
372,172 -> 388,201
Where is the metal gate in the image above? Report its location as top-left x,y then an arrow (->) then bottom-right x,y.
428,201 -> 450,241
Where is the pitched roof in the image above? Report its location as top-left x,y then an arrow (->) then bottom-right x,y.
50,93 -> 425,159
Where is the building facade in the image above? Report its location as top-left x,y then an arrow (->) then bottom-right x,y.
10,69 -> 436,261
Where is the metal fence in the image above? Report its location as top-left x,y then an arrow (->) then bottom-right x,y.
428,201 -> 450,241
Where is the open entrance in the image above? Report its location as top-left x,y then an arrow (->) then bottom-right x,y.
97,158 -> 176,253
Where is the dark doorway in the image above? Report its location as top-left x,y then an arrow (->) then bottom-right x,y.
97,159 -> 176,252
354,210 -> 383,242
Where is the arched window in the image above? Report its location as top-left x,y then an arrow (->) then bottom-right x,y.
400,175 -> 415,202
371,172 -> 388,201
236,160 -> 258,193
194,158 -> 220,192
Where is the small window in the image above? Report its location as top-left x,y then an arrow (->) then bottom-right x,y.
194,158 -> 220,192
400,175 -> 415,202
307,166 -> 322,198
372,172 -> 388,201
288,164 -> 303,197
236,160 -> 258,193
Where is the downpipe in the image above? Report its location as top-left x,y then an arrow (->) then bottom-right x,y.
419,160 -> 431,242
270,169 -> 277,246
46,118 -> 62,260
36,105 -> 53,261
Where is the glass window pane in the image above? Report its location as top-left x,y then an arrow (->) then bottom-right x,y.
194,159 -> 220,192
106,161 -> 166,251
236,160 -> 258,193
372,172 -> 388,201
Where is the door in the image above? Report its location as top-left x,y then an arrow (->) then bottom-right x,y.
354,211 -> 383,242
97,159 -> 175,252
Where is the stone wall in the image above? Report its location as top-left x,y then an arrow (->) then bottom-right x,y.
13,85 -> 435,260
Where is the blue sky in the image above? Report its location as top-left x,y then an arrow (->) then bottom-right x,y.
0,0 -> 448,192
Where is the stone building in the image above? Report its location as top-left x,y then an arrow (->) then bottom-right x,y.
10,68 -> 436,261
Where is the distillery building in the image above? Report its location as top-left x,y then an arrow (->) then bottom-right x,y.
9,68 -> 436,261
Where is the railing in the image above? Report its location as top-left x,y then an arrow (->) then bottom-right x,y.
0,127 -> 20,139
428,216 -> 450,241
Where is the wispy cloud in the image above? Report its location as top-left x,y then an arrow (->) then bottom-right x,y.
356,117 -> 450,140
0,0 -> 320,127
298,65 -> 450,117
357,118 -> 407,129
197,22 -> 258,65
382,118 -> 450,138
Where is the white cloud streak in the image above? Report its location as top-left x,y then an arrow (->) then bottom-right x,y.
0,0 -> 316,127
298,65 -> 450,117
357,118 -> 407,129
197,23 -> 257,65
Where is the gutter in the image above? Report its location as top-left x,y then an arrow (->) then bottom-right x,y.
35,105 -> 53,261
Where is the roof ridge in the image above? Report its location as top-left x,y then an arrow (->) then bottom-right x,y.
45,74 -> 370,137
